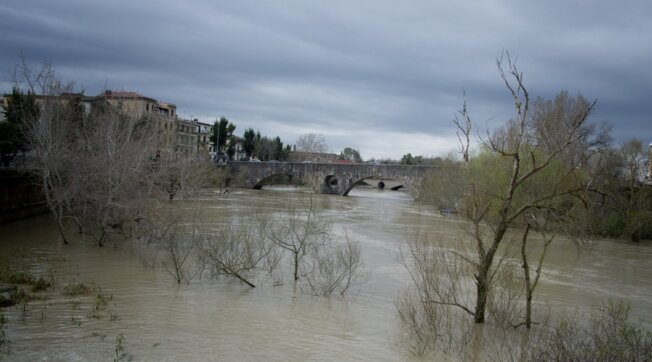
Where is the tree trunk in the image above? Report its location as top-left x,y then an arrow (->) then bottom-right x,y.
232,272 -> 256,288
521,223 -> 533,329
55,209 -> 69,245
524,292 -> 532,328
43,176 -> 69,245
474,282 -> 487,323
474,263 -> 490,323
293,253 -> 299,281
473,228 -> 505,324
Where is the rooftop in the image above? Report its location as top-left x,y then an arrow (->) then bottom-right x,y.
98,90 -> 156,102
156,102 -> 176,109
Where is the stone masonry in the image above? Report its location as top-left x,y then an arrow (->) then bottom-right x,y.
229,161 -> 438,196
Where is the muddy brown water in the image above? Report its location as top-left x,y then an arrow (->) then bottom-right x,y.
0,187 -> 650,361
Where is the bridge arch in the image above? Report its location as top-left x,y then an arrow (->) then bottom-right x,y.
228,162 -> 437,196
341,175 -> 408,196
323,174 -> 339,191
253,173 -> 301,189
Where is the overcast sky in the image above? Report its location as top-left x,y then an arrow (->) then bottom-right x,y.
1,1 -> 650,159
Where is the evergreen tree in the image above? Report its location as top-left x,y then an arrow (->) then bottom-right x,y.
210,117 -> 235,154
243,128 -> 256,157
0,87 -> 39,166
339,147 -> 362,162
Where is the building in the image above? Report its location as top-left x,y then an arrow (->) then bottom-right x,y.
175,119 -> 199,158
2,90 -> 218,160
97,91 -> 177,155
193,120 -> 213,159
2,92 -> 104,117
228,136 -> 246,161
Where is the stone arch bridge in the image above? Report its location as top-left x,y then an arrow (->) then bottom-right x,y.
228,161 -> 438,196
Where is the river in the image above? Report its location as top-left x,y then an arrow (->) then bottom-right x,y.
0,186 -> 651,361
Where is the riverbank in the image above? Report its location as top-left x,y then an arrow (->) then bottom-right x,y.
0,168 -> 47,224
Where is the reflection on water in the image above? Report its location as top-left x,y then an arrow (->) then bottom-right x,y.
0,186 -> 651,361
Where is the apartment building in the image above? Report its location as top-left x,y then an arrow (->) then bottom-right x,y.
3,90 -> 215,160
96,91 -> 177,155
175,119 -> 199,158
195,120 -> 213,158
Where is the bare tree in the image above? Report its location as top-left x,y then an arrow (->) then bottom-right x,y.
453,53 -> 601,325
400,53 -> 607,353
200,217 -> 278,288
396,230 -> 523,356
8,59 -> 209,246
10,59 -> 80,244
396,234 -> 471,356
68,107 -> 161,245
260,195 -> 332,281
210,165 -> 249,194
144,209 -> 204,284
155,158 -> 215,200
210,166 -> 233,194
295,133 -> 329,154
528,301 -> 652,361
304,234 -> 366,296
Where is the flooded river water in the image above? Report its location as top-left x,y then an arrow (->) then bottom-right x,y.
1,187 -> 651,361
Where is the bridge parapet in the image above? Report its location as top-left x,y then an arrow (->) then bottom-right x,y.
229,161 -> 438,196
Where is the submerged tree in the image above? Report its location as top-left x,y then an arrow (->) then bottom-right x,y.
457,55 -> 607,325
528,301 -> 652,361
8,59 -> 206,246
200,217 -> 279,288
260,195 -> 332,281
259,195 -> 366,294
304,234 -> 366,296
399,53 -> 611,349
145,210 -> 204,284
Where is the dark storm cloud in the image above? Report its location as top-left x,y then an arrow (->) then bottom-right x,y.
1,0 -> 650,159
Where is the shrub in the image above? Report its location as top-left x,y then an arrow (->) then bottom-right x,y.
7,272 -> 34,285
62,283 -> 91,296
529,301 -> 652,361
